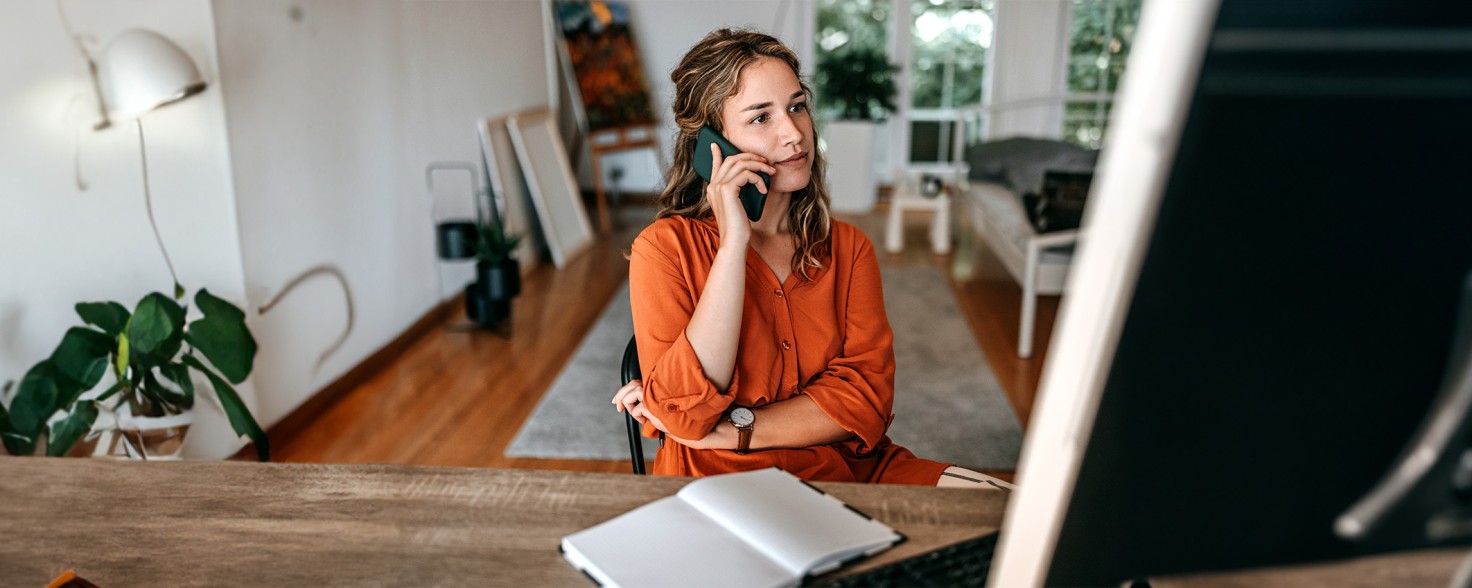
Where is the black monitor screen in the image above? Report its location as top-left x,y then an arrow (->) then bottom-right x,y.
1047,0 -> 1472,584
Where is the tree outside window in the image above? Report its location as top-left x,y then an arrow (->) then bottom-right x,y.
816,0 -> 891,120
817,0 -> 995,166
1064,0 -> 1143,148
909,0 -> 993,163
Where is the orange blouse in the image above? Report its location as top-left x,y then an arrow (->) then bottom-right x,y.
629,215 -> 950,485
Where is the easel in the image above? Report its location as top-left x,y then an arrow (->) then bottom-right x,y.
586,124 -> 659,233
552,2 -> 662,234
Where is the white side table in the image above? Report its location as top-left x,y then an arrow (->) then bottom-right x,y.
885,166 -> 966,255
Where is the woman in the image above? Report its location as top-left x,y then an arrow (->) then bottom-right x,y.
613,29 -> 1008,489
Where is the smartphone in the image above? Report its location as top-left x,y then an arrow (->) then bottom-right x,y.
692,125 -> 768,222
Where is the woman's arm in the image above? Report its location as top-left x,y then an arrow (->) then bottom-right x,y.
623,148 -> 775,440
682,145 -> 773,391
681,238 -> 746,392
664,394 -> 853,450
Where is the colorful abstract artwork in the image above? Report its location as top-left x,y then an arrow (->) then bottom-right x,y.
553,1 -> 655,131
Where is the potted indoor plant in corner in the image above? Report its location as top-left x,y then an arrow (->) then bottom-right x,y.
815,47 -> 899,213
466,218 -> 523,327
0,288 -> 268,461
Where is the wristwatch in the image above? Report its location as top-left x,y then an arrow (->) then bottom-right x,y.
729,407 -> 755,455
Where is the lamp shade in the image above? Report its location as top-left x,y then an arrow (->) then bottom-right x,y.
98,29 -> 207,121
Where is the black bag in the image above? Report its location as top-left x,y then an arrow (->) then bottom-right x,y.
1022,171 -> 1092,233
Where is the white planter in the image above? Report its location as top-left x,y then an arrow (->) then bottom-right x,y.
109,404 -> 195,460
823,120 -> 881,213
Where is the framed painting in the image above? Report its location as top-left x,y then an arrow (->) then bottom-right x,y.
553,1 -> 655,131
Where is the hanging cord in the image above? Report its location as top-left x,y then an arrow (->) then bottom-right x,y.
67,94 -> 89,190
137,119 -> 184,298
57,0 -> 106,189
257,264 -> 355,375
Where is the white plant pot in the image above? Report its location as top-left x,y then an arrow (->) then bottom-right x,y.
110,404 -> 195,460
823,120 -> 881,213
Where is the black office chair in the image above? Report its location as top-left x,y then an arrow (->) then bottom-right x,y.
621,336 -> 647,475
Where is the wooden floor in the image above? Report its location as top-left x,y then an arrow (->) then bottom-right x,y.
274,200 -> 1058,482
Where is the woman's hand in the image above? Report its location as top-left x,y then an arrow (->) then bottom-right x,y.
613,379 -> 669,434
705,142 -> 774,247
612,379 -> 732,450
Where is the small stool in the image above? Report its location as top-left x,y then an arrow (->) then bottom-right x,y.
885,172 -> 955,255
885,191 -> 950,254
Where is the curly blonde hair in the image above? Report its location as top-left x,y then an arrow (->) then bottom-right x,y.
656,28 -> 832,282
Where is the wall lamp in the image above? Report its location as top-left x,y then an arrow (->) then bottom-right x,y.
89,29 -> 207,130
78,28 -> 208,297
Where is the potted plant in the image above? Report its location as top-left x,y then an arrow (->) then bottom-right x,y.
815,48 -> 899,213
466,219 -> 523,326
0,288 -> 268,461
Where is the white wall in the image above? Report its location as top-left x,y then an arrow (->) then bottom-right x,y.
213,0 -> 552,440
985,0 -> 1072,139
212,0 -> 408,439
2,0 -> 554,459
405,0 -> 552,288
0,0 -> 252,459
572,0 -> 816,195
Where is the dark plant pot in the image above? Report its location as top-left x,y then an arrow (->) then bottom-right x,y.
466,259 -> 518,327
476,259 -> 521,301
436,221 -> 478,261
465,284 -> 511,326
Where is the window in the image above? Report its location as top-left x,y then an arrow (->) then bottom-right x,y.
907,0 -> 993,163
1064,0 -> 1143,148
816,0 -> 996,170
815,0 -> 892,119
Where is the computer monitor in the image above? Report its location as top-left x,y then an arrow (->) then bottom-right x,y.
992,0 -> 1472,585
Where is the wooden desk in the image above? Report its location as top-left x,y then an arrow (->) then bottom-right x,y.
0,457 -> 1005,586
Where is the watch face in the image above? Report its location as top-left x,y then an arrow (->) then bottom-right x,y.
730,407 -> 755,427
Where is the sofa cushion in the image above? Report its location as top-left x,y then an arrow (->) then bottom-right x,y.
964,137 -> 1099,196
968,181 -> 1076,262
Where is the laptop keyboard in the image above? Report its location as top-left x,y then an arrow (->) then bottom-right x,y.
811,532 -> 999,587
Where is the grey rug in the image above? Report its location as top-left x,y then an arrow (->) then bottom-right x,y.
504,266 -> 1024,471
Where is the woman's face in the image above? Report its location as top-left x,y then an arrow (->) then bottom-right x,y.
719,57 -> 815,195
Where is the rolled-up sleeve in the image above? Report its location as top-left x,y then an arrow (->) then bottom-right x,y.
799,234 -> 894,454
628,227 -> 737,441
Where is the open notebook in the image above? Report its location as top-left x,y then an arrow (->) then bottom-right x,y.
560,468 -> 904,588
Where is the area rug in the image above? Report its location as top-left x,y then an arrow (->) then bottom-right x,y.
504,265 -> 1024,471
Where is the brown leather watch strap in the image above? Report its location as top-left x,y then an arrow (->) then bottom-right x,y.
735,427 -> 752,455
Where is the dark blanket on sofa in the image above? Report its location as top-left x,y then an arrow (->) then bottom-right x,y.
965,137 -> 1099,196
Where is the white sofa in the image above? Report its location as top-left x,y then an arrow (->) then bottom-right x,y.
962,180 -> 1077,359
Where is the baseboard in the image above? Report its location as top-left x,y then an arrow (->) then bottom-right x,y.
231,293 -> 462,461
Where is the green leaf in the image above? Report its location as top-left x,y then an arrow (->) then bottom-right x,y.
143,369 -> 188,412
156,363 -> 195,409
76,301 -> 130,336
1,431 -> 36,457
115,332 -> 130,379
185,289 -> 257,384
0,402 -> 34,456
183,354 -> 269,461
46,401 -> 99,457
126,292 -> 185,361
137,371 -> 178,415
11,361 -> 61,437
95,380 -> 125,404
50,327 -> 112,391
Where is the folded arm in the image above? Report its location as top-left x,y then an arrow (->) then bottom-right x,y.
627,226 -> 747,440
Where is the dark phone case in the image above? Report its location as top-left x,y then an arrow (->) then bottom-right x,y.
692,125 -> 768,222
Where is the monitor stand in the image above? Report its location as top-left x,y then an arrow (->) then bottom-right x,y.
1337,269 -> 1472,583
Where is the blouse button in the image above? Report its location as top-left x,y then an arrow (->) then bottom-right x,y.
665,403 -> 678,412
781,339 -> 791,350
774,290 -> 784,299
